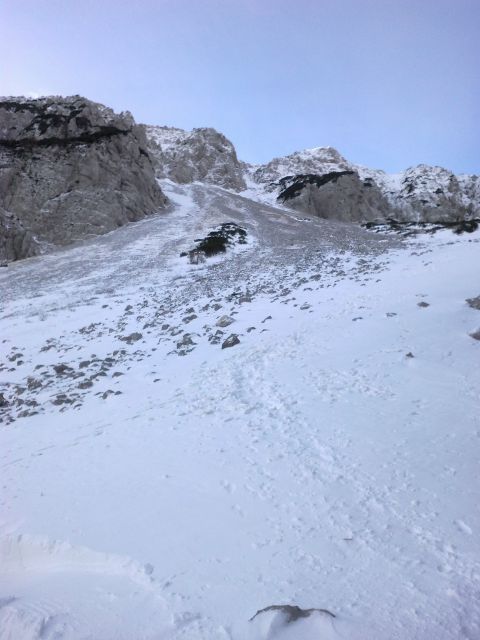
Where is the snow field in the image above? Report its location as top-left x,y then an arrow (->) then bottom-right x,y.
1,184 -> 479,639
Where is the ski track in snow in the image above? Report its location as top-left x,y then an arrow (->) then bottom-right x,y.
1,181 -> 480,639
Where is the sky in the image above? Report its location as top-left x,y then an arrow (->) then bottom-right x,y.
1,0 -> 479,173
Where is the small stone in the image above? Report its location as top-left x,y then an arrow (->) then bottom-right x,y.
466,296 -> 480,310
406,352 -> 415,358
53,363 -> 74,375
222,334 -> 240,349
216,315 -> 235,328
417,301 -> 430,308
119,332 -> 143,344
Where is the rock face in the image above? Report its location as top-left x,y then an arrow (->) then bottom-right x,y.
0,96 -> 166,261
143,125 -> 246,191
246,146 -> 480,223
277,171 -> 391,222
0,206 -> 39,262
385,165 -> 478,222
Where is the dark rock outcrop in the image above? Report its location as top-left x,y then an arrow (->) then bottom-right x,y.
0,95 -> 167,261
277,171 -> 391,222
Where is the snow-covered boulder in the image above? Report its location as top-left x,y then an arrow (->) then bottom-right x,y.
0,96 -> 167,260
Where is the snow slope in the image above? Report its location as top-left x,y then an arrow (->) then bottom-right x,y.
1,182 -> 480,639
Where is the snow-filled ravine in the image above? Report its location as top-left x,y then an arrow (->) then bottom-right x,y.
1,181 -> 479,640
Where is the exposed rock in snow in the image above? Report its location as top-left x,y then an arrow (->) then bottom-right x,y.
250,146 -> 351,189
276,171 -> 391,222
0,96 -> 166,260
143,124 -> 246,191
387,164 -> 479,222
245,146 -> 479,223
0,205 -> 40,262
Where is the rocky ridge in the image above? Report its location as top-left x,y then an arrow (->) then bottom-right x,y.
0,95 -> 166,261
144,125 -> 246,191
243,147 -> 479,223
141,124 -> 479,223
1,94 -> 478,263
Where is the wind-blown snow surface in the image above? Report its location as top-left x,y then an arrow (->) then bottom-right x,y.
1,182 -> 480,639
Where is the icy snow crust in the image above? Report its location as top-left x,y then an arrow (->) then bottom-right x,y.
1,181 -> 480,639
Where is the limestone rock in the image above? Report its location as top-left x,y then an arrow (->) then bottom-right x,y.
248,146 -> 479,223
277,171 -> 391,222
221,334 -> 240,349
216,315 -> 235,328
0,95 -> 167,261
143,125 -> 246,191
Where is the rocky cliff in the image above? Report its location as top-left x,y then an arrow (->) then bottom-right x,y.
276,171 -> 392,222
245,147 -> 479,223
143,125 -> 246,191
0,96 -> 166,261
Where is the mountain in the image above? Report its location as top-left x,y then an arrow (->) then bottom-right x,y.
143,124 -> 246,191
1,96 -> 479,639
1,95 -> 478,263
245,147 -> 479,222
142,126 -> 479,223
0,96 -> 166,261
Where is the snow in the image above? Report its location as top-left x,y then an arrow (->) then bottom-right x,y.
1,182 -> 480,639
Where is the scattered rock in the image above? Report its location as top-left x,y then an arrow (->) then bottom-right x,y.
222,334 -> 240,349
466,296 -> 480,310
216,315 -> 235,328
470,330 -> 480,341
177,334 -> 196,349
26,377 -> 42,391
0,392 -> 8,407
406,352 -> 415,358
417,301 -> 430,308
78,380 -> 93,389
53,363 -> 74,376
51,394 -> 73,406
119,332 -> 143,344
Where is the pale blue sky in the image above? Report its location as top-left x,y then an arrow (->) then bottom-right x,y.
1,0 -> 478,173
